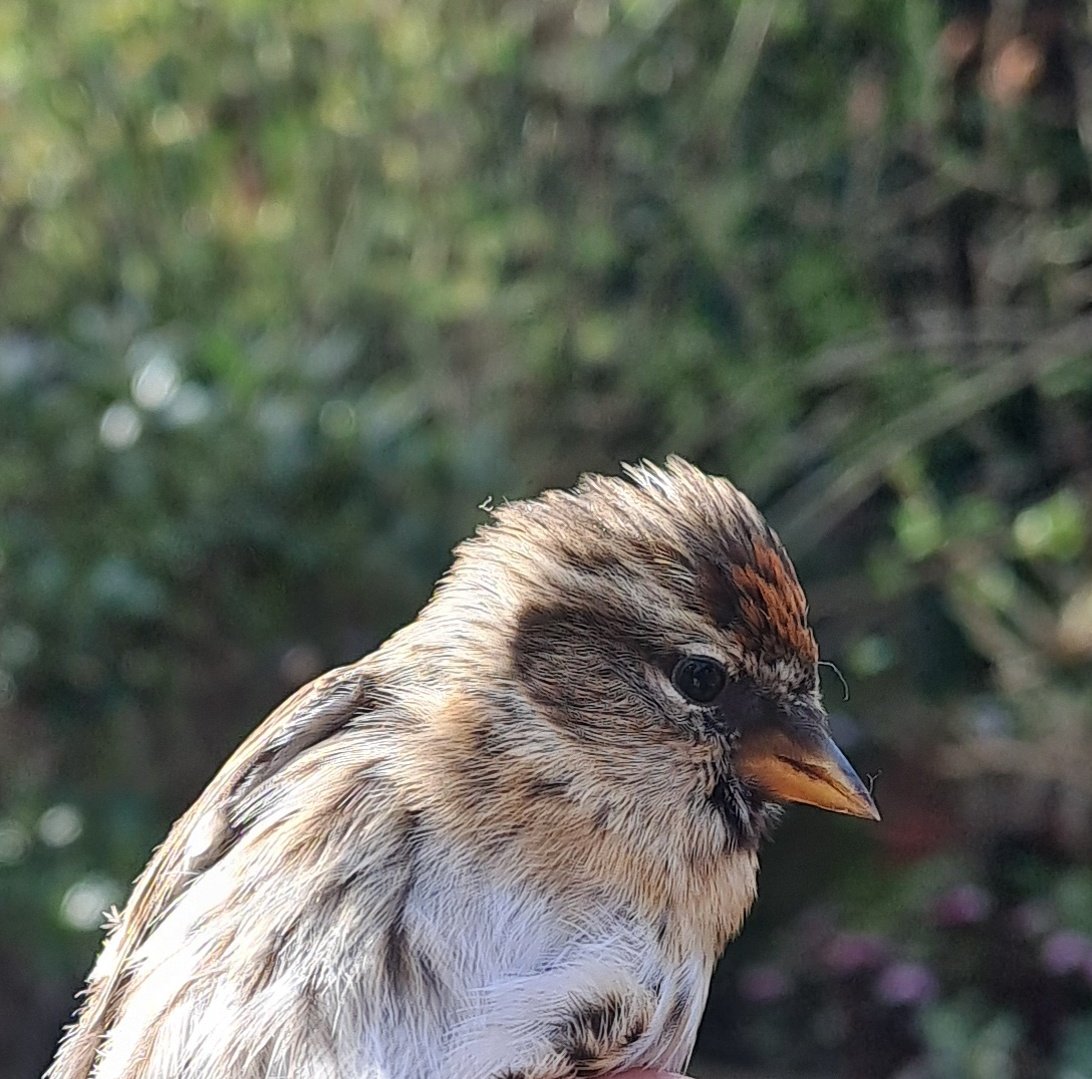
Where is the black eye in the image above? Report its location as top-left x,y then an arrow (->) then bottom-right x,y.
671,656 -> 726,704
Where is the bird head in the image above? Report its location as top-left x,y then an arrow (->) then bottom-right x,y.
403,457 -> 877,904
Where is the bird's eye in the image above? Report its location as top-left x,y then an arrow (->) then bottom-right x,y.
671,656 -> 726,704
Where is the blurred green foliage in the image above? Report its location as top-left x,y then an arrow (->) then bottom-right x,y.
3,0 -> 1092,1075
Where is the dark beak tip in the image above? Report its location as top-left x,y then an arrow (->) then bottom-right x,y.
847,780 -> 881,822
845,783 -> 881,822
824,737 -> 881,822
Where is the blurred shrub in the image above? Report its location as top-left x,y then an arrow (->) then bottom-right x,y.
726,862 -> 1092,1077
2,0 -> 1092,1076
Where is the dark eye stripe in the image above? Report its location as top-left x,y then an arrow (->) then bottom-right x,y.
717,679 -> 784,728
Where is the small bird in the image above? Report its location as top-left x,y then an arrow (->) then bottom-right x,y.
48,458 -> 878,1079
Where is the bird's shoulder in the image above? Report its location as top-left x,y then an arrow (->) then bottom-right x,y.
47,659 -> 389,1079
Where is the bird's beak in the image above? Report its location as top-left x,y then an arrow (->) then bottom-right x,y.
735,726 -> 880,820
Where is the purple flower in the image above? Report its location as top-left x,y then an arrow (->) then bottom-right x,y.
875,961 -> 938,1007
932,884 -> 991,928
738,964 -> 791,1003
822,932 -> 889,975
1041,930 -> 1092,976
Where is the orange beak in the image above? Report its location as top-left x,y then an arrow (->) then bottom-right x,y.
735,726 -> 880,820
